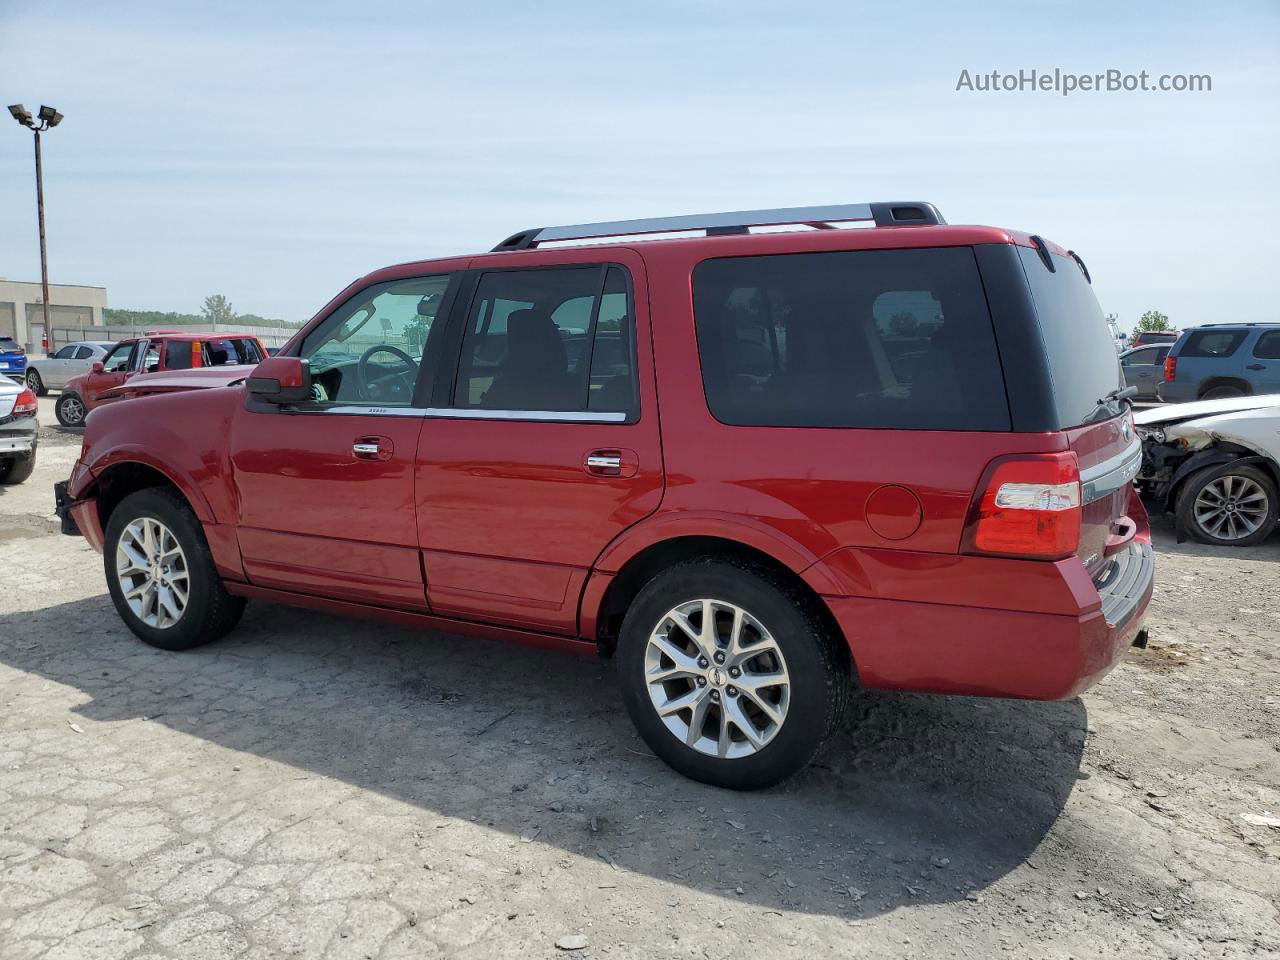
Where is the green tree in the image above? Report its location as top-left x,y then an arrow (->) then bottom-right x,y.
201,294 -> 236,325
1134,310 -> 1171,338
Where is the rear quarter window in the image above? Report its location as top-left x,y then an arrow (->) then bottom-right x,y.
1254,330 -> 1280,360
693,247 -> 1010,430
1015,246 -> 1122,427
1180,329 -> 1247,358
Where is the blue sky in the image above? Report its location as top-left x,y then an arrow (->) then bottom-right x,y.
2,0 -> 1277,328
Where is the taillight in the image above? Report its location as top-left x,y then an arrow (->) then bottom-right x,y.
1163,355 -> 1176,381
13,387 -> 38,416
965,452 -> 1081,560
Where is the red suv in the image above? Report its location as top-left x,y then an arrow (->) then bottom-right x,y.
56,202 -> 1152,789
55,331 -> 267,427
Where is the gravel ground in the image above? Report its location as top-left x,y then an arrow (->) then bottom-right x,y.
1,409 -> 1277,959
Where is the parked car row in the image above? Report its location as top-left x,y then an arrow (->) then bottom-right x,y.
1156,323 -> 1280,402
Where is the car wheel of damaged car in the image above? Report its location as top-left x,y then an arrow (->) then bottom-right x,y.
0,449 -> 36,485
1177,462 -> 1278,547
104,488 -> 246,650
55,392 -> 86,427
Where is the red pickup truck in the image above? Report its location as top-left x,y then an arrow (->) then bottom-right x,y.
55,331 -> 267,427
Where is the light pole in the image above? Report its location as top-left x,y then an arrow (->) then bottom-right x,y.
8,104 -> 63,352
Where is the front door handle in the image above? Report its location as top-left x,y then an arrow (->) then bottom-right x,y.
353,436 -> 393,461
585,454 -> 622,471
1246,363 -> 1265,371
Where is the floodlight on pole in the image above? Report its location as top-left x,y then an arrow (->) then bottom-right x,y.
7,102 -> 64,352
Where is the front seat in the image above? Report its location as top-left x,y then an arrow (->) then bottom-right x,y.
482,309 -> 580,410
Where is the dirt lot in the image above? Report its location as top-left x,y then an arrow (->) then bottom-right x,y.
1,410 -> 1278,959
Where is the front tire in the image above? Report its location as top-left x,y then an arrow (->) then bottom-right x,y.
1176,462 -> 1277,546
104,488 -> 246,650
55,392 -> 86,427
26,369 -> 46,396
616,558 -> 850,790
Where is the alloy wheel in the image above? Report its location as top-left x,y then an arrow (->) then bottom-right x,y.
644,599 -> 791,759
115,517 -> 190,629
60,395 -> 85,424
1193,475 -> 1270,541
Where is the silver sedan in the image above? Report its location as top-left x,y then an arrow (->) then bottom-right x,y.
25,340 -> 115,394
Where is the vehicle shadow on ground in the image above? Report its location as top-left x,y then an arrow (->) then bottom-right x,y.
0,595 -> 1087,920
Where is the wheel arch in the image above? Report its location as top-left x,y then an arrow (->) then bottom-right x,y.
1196,376 -> 1251,399
583,529 -> 851,676
83,456 -> 214,534
1166,442 -> 1280,511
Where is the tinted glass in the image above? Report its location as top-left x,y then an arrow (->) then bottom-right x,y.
1016,247 -> 1122,427
1252,330 -> 1280,360
693,247 -> 1009,430
102,343 -> 134,372
142,344 -> 161,373
1123,348 -> 1158,365
455,265 -> 636,415
166,341 -> 194,370
301,274 -> 452,406
54,345 -> 78,359
73,346 -> 94,360
1155,346 -> 1171,362
1181,329 -> 1246,358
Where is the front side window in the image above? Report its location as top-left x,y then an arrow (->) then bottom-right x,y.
693,247 -> 1009,430
300,274 -> 452,407
102,342 -> 134,373
1182,329 -> 1246,358
142,344 -> 161,373
454,265 -> 636,416
54,345 -> 77,360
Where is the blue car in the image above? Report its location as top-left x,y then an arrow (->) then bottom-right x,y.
0,336 -> 28,385
1158,323 -> 1280,402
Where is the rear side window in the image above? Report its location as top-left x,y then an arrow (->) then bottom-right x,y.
454,265 -> 636,416
1252,330 -> 1280,360
1180,329 -> 1246,358
692,247 -> 1010,430
1015,247 -> 1122,427
166,341 -> 194,370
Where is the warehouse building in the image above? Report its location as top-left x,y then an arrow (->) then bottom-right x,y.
0,278 -> 108,353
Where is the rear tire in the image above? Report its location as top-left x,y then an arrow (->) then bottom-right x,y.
55,392 -> 87,427
1199,385 -> 1245,400
104,487 -> 246,650
0,447 -> 36,485
1176,462 -> 1277,547
616,558 -> 850,790
26,369 -> 45,396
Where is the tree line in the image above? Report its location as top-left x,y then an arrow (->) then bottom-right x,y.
104,294 -> 302,330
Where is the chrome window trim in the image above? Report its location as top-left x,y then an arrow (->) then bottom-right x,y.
1080,438 -> 1141,504
317,404 -> 627,423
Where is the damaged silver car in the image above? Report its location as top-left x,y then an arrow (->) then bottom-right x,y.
1135,395 -> 1280,546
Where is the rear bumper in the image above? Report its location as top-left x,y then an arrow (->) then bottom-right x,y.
0,433 -> 36,456
811,502 -> 1155,701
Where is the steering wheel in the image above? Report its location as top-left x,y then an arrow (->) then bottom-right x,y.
357,344 -> 418,403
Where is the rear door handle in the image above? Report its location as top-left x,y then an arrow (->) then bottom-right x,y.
584,448 -> 639,478
1246,363 -> 1265,370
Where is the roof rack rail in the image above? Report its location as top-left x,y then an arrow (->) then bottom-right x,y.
491,201 -> 945,251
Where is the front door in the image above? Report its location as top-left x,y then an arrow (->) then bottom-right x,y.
229,269 -> 462,609
84,340 -> 139,405
1248,330 -> 1280,394
415,252 -> 663,634
1121,346 -> 1164,399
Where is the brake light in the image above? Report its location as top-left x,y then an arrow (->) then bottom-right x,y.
1163,355 -> 1176,381
966,452 -> 1081,560
13,387 -> 38,416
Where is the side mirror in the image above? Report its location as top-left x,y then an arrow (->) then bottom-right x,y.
91,361 -> 104,374
246,355 -> 311,404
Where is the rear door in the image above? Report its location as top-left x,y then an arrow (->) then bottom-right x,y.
414,250 -> 663,633
1121,347 -> 1162,398
1246,329 -> 1280,394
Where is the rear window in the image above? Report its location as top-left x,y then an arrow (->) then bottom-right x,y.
166,341 -> 194,370
201,338 -> 263,366
1180,329 -> 1247,358
1016,247 -> 1122,427
1254,330 -> 1280,360
692,247 -> 1010,430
